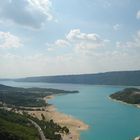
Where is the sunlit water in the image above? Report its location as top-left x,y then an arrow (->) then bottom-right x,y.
0,81 -> 140,140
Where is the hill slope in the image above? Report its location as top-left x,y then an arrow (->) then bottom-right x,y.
0,109 -> 39,140
110,88 -> 140,104
0,84 -> 78,107
16,70 -> 140,86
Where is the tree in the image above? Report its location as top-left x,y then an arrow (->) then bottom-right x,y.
41,113 -> 45,120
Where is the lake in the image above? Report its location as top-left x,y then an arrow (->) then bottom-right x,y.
0,81 -> 140,140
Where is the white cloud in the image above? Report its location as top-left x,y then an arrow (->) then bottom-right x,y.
113,24 -> 121,31
1,29 -> 139,78
136,10 -> 140,19
66,29 -> 101,42
117,30 -> 140,48
46,29 -> 106,54
0,0 -> 54,29
66,29 -> 106,54
27,0 -> 53,20
0,31 -> 22,48
55,39 -> 69,48
1,48 -> 140,78
46,39 -> 69,51
0,53 -> 79,77
1,28 -> 140,77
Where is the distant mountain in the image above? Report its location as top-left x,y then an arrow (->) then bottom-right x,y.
15,70 -> 140,86
0,79 -> 12,81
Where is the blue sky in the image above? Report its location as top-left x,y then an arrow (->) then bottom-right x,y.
0,0 -> 140,78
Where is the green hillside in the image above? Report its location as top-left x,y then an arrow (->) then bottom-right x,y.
110,88 -> 140,104
0,84 -> 78,107
0,109 -> 39,140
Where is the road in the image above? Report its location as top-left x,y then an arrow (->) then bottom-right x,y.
28,119 -> 49,140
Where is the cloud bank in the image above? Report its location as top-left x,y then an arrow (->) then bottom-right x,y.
0,31 -> 22,48
47,29 -> 107,55
0,0 -> 53,29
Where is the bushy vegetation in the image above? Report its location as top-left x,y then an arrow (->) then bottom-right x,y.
0,109 -> 70,140
27,114 -> 69,140
0,84 -> 72,140
0,109 -> 39,140
0,84 -> 78,107
110,88 -> 140,104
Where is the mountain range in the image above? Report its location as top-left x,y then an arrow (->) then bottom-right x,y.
14,70 -> 140,86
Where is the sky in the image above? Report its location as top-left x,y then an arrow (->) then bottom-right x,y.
0,0 -> 140,78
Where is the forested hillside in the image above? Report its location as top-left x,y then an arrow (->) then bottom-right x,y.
15,70 -> 140,86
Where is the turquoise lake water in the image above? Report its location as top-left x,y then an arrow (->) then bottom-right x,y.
0,81 -> 140,140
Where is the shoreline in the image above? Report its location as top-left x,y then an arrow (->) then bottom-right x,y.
27,95 -> 89,140
108,96 -> 140,109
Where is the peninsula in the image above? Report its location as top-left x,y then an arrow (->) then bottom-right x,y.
0,84 -> 88,140
110,88 -> 140,105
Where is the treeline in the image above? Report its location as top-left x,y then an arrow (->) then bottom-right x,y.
0,84 -> 78,107
110,88 -> 140,104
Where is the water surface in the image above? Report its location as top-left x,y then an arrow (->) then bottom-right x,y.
0,81 -> 140,140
